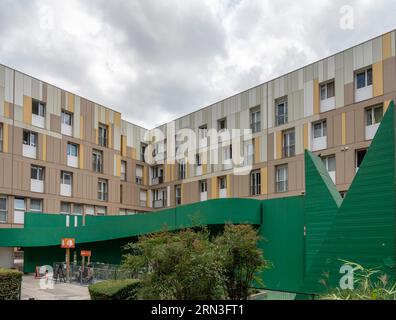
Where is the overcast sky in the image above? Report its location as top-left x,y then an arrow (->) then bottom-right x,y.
0,0 -> 395,128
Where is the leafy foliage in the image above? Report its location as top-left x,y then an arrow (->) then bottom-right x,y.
0,268 -> 22,300
319,261 -> 396,300
88,279 -> 141,300
122,225 -> 267,300
215,224 -> 267,300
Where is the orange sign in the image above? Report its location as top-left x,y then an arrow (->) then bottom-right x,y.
61,238 -> 75,249
81,250 -> 91,257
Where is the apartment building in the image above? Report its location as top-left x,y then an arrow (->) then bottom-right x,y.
0,30 -> 396,228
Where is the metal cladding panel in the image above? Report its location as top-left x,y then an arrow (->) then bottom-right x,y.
258,196 -> 304,292
301,101 -> 396,294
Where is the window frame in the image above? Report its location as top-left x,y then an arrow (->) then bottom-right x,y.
61,110 -> 73,126
67,142 -> 79,157
320,81 -> 335,101
175,185 -> 182,206
121,160 -> 127,181
365,105 -> 383,126
356,67 -> 373,90
313,120 -> 327,139
276,165 -> 288,193
92,149 -> 103,173
31,165 -> 44,181
98,123 -> 108,147
250,106 -> 261,133
199,180 -> 208,193
275,98 -> 288,126
250,170 -> 261,196
282,129 -> 295,158
32,100 -> 46,117
23,130 -> 38,147
322,155 -> 336,173
0,196 -> 7,223
98,179 -> 108,202
30,199 -> 43,213
0,123 -> 3,153
61,171 -> 73,186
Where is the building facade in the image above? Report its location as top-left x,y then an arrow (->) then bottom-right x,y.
1,30 -> 396,228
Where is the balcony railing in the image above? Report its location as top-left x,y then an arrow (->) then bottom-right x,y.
153,199 -> 166,209
152,176 -> 164,185
282,146 -> 295,158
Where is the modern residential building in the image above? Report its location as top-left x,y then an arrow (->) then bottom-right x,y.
0,30 -> 396,229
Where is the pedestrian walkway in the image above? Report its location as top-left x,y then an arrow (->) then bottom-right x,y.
21,275 -> 90,300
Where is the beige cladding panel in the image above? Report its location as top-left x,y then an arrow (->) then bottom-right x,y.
383,57 -> 396,94
345,111 -> 355,144
0,156 -> 12,190
354,109 -> 365,143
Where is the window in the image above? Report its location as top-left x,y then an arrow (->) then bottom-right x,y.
140,143 -> 147,162
356,68 -> 373,89
275,98 -> 288,126
276,165 -> 288,193
0,124 -> 3,152
218,176 -> 227,190
356,149 -> 367,171
32,100 -> 45,117
92,149 -> 103,173
31,165 -> 44,181
199,180 -> 207,193
250,106 -> 261,133
282,129 -> 295,158
60,202 -> 71,215
218,118 -> 227,131
30,199 -> 43,213
179,160 -> 186,180
322,155 -> 336,183
121,161 -> 127,181
98,123 -> 108,147
152,166 -> 163,185
67,143 -> 78,157
198,124 -> 207,140
0,196 -> 7,223
140,190 -> 147,207
366,105 -> 383,126
98,179 -> 108,201
196,154 -> 202,166
14,198 -> 26,224
175,185 -> 182,206
73,204 -> 83,215
61,111 -> 73,126
320,81 -> 335,100
313,121 -> 327,139
23,130 -> 38,147
250,170 -> 261,196
61,171 -> 72,185
96,206 -> 107,216
136,165 -> 144,185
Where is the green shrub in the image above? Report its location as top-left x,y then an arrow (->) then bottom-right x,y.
0,268 -> 23,300
88,279 -> 140,300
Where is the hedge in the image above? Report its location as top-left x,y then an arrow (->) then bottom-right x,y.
89,279 -> 141,300
0,268 -> 23,300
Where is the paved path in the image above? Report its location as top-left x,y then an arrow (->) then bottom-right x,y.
21,275 -> 91,300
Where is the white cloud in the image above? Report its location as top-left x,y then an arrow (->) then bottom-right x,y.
0,0 -> 395,128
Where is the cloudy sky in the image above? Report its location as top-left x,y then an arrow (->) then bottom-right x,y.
0,0 -> 395,128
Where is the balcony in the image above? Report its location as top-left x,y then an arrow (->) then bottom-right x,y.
30,179 -> 44,193
61,123 -> 73,136
365,123 -> 380,140
32,114 -> 45,128
355,85 -> 373,103
320,97 -> 335,113
23,145 -> 37,159
151,176 -> 164,186
312,136 -> 327,151
196,165 -> 202,176
60,184 -> 72,197
67,155 -> 78,168
153,199 -> 166,209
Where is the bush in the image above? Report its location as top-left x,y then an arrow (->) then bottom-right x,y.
88,279 -> 141,300
0,268 -> 23,300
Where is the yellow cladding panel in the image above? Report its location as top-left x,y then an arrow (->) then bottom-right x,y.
4,102 -> 10,118
202,163 -> 207,175
121,136 -> 127,157
42,135 -> 47,161
303,124 -> 309,150
23,96 -> 32,124
211,177 -> 218,199
254,137 -> 260,164
226,175 -> 232,198
260,167 -> 268,195
115,155 -> 121,176
143,166 -> 148,185
276,131 -> 282,159
3,124 -> 8,152
383,32 -> 392,60
313,79 -> 320,115
341,113 -> 346,145
105,109 -> 110,125
131,147 -> 137,160
373,61 -> 383,97
384,100 -> 391,113
79,145 -> 84,169
67,93 -> 75,113
108,125 -> 112,149
114,113 -> 121,128
80,116 -> 84,140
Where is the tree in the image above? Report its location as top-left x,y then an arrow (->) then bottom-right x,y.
122,228 -> 225,300
215,224 -> 267,300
